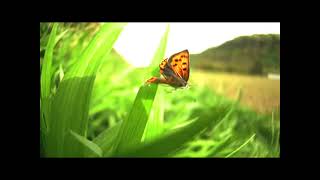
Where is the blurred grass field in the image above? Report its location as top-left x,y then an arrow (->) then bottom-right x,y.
191,70 -> 280,114
40,23 -> 280,158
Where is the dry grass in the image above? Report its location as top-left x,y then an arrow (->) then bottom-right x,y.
190,70 -> 280,114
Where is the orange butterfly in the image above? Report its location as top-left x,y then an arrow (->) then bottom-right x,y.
146,49 -> 190,88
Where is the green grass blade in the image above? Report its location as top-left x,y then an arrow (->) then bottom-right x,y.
112,25 -> 170,156
112,84 -> 158,155
206,134 -> 233,157
40,23 -> 58,133
54,29 -> 69,45
45,23 -> 126,157
210,104 -> 235,133
275,126 -> 280,156
149,24 -> 170,76
69,130 -> 103,157
226,134 -> 256,158
41,23 -> 58,100
90,122 -> 122,157
65,23 -> 126,78
142,86 -> 164,143
117,106 -> 231,157
271,109 -> 275,145
40,23 -> 59,156
141,25 -> 169,143
236,86 -> 243,103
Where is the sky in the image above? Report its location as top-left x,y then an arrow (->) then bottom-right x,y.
113,23 -> 280,67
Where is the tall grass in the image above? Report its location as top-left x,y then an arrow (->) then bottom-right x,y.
41,23 -> 126,157
40,23 -> 280,158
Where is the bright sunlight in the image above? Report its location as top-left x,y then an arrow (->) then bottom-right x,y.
113,22 -> 280,67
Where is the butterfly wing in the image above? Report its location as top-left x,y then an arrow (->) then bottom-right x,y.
146,50 -> 189,88
167,49 -> 190,82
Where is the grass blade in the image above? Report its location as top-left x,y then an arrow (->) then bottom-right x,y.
40,23 -> 58,132
41,23 -> 58,100
226,134 -> 256,158
149,24 -> 170,76
271,109 -> 275,145
112,25 -> 170,156
90,122 -> 122,157
142,86 -> 164,143
40,23 -> 58,156
112,84 -> 158,155
69,130 -> 103,157
206,134 -> 233,157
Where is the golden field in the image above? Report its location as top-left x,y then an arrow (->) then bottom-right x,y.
190,70 -> 280,114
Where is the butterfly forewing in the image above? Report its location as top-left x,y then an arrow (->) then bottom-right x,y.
168,49 -> 190,82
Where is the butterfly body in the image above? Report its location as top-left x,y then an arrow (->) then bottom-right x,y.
146,49 -> 190,88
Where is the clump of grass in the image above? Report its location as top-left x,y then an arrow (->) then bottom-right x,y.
41,23 -> 126,157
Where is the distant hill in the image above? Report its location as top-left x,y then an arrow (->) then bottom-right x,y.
191,34 -> 280,75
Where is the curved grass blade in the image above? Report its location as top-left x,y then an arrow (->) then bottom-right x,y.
226,134 -> 256,158
69,130 -> 103,157
206,134 -> 233,157
89,122 -> 122,157
40,23 -> 58,133
40,23 -> 59,156
41,23 -> 58,100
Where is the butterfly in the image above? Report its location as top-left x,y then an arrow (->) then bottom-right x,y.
146,49 -> 190,88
